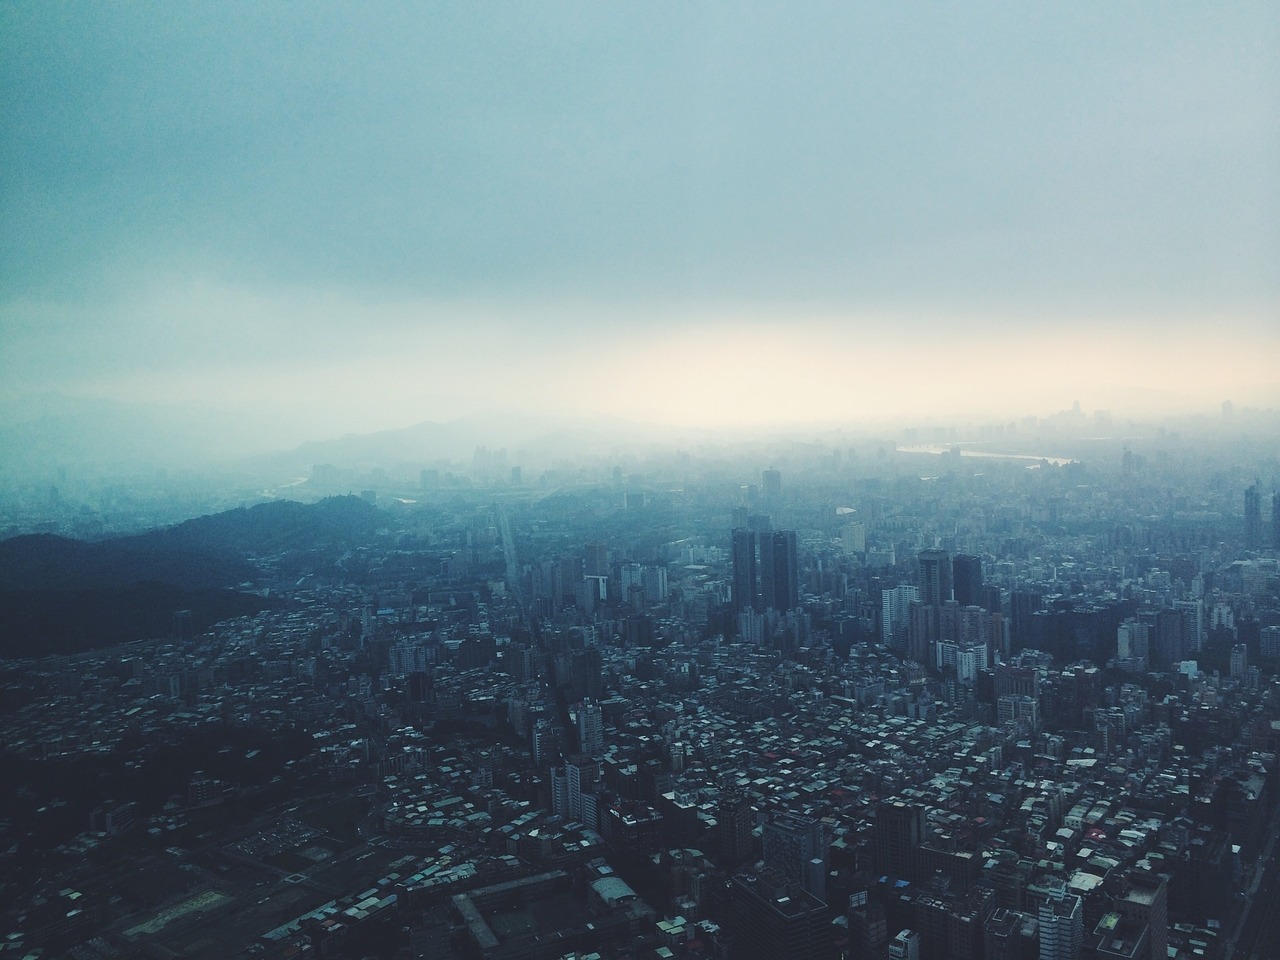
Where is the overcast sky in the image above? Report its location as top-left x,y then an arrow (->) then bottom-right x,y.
2,2 -> 1277,442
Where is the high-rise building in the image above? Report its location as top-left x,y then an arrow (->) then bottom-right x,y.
726,871 -> 832,960
762,468 -> 783,500
1010,589 -> 1044,650
569,647 -> 603,701
1038,886 -> 1083,960
566,757 -> 600,827
882,585 -> 919,648
1273,491 -> 1280,549
1152,608 -> 1188,671
717,792 -> 755,869
1115,872 -> 1167,960
762,812 -> 826,892
1230,643 -> 1249,678
532,720 -> 557,768
584,541 -> 609,578
847,894 -> 889,960
918,549 -> 952,607
874,800 -> 924,881
1173,598 -> 1204,652
735,527 -> 800,619
760,530 -> 800,612
952,554 -> 984,607
1245,483 -> 1262,549
732,528 -> 759,616
577,701 -> 604,757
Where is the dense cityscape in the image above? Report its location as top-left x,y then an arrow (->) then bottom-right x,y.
4,1 -> 1277,958
1,406 -> 1278,960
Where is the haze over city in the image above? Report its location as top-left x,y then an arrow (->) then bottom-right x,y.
2,2 -> 1277,458
7,7 -> 1280,960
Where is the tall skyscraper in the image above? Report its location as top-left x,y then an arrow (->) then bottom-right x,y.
1273,491 -> 1280,549
732,528 -> 759,616
760,530 -> 800,612
918,549 -> 952,607
952,554 -> 983,607
1245,483 -> 1262,549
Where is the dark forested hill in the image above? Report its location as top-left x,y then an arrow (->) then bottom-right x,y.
0,496 -> 383,657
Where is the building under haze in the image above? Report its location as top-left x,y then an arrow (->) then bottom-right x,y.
1244,483 -> 1262,549
733,526 -> 800,621
760,529 -> 800,613
918,549 -> 952,607
952,554 -> 983,607
732,527 -> 759,618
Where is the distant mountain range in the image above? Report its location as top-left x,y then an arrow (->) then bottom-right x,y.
0,397 -> 703,479
0,496 -> 383,657
240,410 -> 696,474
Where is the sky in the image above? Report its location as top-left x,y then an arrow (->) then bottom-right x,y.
2,2 -> 1278,448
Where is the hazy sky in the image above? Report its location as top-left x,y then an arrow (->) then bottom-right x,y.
2,2 -> 1277,442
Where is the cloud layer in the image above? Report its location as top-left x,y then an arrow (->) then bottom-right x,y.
3,2 -> 1277,439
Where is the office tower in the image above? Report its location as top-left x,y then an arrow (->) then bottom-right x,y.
532,720 -> 557,767
1245,483 -> 1262,548
577,701 -> 604,757
1116,619 -> 1150,666
642,564 -> 669,603
952,554 -> 983,607
619,562 -> 643,598
762,468 -> 783,499
732,528 -> 759,615
1230,643 -> 1248,677
762,812 -> 826,892
918,549 -> 952,607
550,765 -> 569,817
566,757 -> 600,827
1152,608 -> 1187,671
1115,873 -> 1167,960
760,530 -> 800,612
726,871 -> 832,960
907,601 -> 939,665
908,886 -> 996,960
874,800 -> 924,881
569,647 -> 603,701
1038,887 -> 1083,960
980,583 -> 1003,616
1173,598 -> 1204,652
1263,626 -> 1280,659
1010,589 -> 1044,649
1273,491 -> 1280,548
882,585 -> 919,648
718,791 -> 755,869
